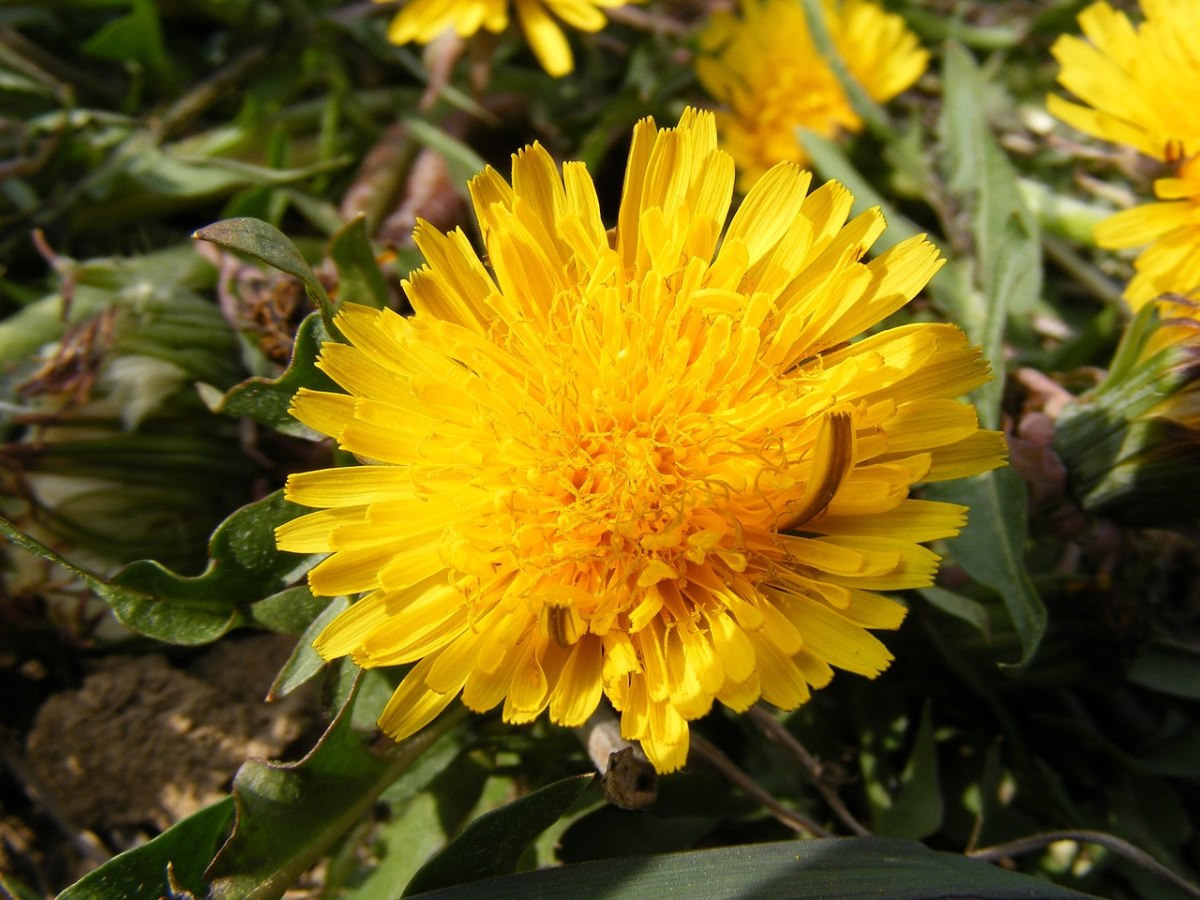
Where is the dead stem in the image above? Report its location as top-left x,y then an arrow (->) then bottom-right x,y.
689,733 -> 829,838
605,6 -> 692,36
969,829 -> 1200,899
153,45 -> 271,140
747,704 -> 871,836
574,707 -> 657,810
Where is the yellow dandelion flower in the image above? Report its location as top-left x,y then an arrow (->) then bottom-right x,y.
1095,155 -> 1200,309
1048,0 -> 1200,162
276,108 -> 1006,773
379,0 -> 637,77
695,0 -> 928,189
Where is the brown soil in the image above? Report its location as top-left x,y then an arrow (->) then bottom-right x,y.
7,633 -> 316,892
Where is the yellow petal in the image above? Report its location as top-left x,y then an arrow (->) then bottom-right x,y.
787,594 -> 895,677
716,669 -> 762,712
809,499 -> 968,543
1095,201 -> 1198,249
750,631 -> 811,710
514,0 -> 574,76
549,635 -> 605,726
378,654 -> 465,743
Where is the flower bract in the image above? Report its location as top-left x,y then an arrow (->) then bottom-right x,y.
1048,0 -> 1200,162
378,0 -> 635,77
1054,295 -> 1200,525
276,108 -> 1006,772
695,0 -> 928,188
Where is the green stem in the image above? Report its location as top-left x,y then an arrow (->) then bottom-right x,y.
239,705 -> 470,900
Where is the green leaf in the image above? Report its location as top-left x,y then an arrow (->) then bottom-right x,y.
403,774 -> 595,897
174,154 -> 351,191
926,469 -> 1046,669
110,490 -> 314,642
405,117 -> 488,196
269,594 -> 349,700
193,217 -> 335,327
207,685 -> 465,899
1126,644 -> 1200,699
343,734 -> 484,899
558,771 -> 754,864
0,490 -> 313,645
349,794 -> 451,900
71,143 -> 350,230
250,585 -> 333,636
872,704 -> 943,840
198,311 -> 338,437
330,215 -> 389,309
82,0 -> 173,84
929,44 -> 1045,668
0,243 -> 219,364
917,586 -> 992,639
57,798 -> 235,899
403,837 -> 1089,899
937,42 -> 1041,426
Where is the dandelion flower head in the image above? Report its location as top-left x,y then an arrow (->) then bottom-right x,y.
1049,0 -> 1200,162
695,0 -> 929,189
276,108 -> 1006,773
1095,155 -> 1200,309
379,0 -> 637,77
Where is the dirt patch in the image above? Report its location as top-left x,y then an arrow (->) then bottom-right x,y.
25,634 -> 314,833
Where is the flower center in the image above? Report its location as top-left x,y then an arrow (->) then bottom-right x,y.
517,420 -> 691,575
569,425 -> 679,544
461,403 -> 751,622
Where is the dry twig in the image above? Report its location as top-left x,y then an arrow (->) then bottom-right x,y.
690,733 -> 829,838
969,829 -> 1200,899
747,704 -> 870,836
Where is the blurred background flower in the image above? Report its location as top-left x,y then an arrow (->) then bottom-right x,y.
695,0 -> 928,188
1050,1 -> 1200,313
1094,156 -> 1200,309
379,0 -> 641,76
1048,0 -> 1200,164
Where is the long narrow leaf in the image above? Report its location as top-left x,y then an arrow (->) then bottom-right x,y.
405,837 -> 1088,899
403,774 -> 594,897
933,43 -> 1045,668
